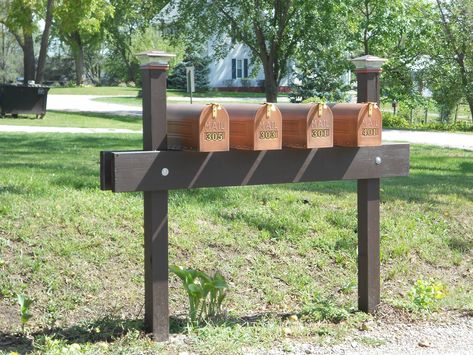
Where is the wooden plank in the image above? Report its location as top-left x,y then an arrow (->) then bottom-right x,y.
100,144 -> 409,192
357,178 -> 380,313
142,67 -> 169,341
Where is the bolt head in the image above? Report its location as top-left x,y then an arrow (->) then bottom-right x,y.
161,168 -> 169,176
375,157 -> 382,165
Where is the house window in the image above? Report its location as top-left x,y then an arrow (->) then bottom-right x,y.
232,58 -> 249,79
236,59 -> 243,78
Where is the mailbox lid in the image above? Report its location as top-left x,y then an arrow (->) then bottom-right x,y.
226,103 -> 282,150
330,103 -> 382,147
278,103 -> 333,149
167,104 -> 229,152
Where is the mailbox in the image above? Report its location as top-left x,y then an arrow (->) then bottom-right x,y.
167,103 -> 229,152
278,103 -> 333,149
225,103 -> 282,150
330,103 -> 382,147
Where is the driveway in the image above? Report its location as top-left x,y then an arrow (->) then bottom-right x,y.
1,95 -> 472,151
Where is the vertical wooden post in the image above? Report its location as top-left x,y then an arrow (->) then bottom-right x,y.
140,51 -> 174,341
352,55 -> 387,105
353,55 -> 385,313
357,179 -> 380,313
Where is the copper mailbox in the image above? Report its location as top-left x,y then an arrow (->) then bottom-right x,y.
225,103 -> 282,150
278,103 -> 333,149
330,103 -> 382,147
167,103 -> 229,152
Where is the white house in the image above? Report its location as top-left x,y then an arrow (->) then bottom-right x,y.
204,41 -> 291,91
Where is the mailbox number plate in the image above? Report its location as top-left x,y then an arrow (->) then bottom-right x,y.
312,129 -> 330,138
205,132 -> 225,141
361,128 -> 379,136
259,130 -> 278,139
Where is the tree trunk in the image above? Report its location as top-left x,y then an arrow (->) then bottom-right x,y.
261,58 -> 278,103
23,33 -> 35,83
466,96 -> 473,124
35,0 -> 54,84
71,32 -> 84,86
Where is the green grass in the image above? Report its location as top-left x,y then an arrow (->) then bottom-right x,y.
0,133 -> 472,354
49,86 -> 269,98
49,86 -> 140,96
0,111 -> 142,130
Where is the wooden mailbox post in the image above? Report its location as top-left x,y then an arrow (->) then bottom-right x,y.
100,52 -> 409,341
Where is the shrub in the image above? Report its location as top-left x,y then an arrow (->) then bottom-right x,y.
383,113 -> 410,129
408,279 -> 446,311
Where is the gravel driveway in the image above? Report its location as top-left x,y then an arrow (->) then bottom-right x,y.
245,315 -> 473,354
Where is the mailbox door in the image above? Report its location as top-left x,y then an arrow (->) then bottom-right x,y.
356,104 -> 382,146
307,104 -> 333,149
199,105 -> 230,152
253,104 -> 282,151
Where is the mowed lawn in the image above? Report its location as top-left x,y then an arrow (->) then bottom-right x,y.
0,111 -> 142,131
0,132 -> 472,353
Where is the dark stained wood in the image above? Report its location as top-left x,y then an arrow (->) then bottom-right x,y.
226,103 -> 282,150
141,65 -> 169,341
357,178 -> 380,313
167,103 -> 229,152
355,70 -> 381,105
100,144 -> 409,192
278,103 -> 333,149
330,103 -> 382,147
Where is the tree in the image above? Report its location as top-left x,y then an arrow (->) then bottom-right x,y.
168,54 -> 211,91
0,23 -> 23,82
350,0 -> 402,56
167,0 -> 338,102
435,0 -> 473,120
55,0 -> 113,85
0,0 -> 55,83
103,0 -> 168,84
105,25 -> 184,85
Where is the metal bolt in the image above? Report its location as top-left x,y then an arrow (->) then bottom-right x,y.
161,168 -> 169,176
375,157 -> 382,165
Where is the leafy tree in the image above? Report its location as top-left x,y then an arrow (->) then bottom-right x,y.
290,1 -> 352,102
0,23 -> 22,82
104,0 -> 168,84
167,0 -> 337,102
55,0 -> 113,85
434,0 -> 473,120
105,26 -> 184,85
0,0 -> 55,83
168,54 -> 211,92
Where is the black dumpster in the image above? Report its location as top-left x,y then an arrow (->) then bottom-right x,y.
0,84 -> 50,118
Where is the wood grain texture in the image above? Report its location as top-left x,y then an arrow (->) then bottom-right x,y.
330,103 -> 382,147
100,144 -> 409,192
278,103 -> 333,149
225,103 -> 282,150
167,104 -> 229,152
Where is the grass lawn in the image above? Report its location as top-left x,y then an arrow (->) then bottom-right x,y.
0,133 -> 472,354
49,86 -> 268,98
0,111 -> 142,131
49,86 -> 140,96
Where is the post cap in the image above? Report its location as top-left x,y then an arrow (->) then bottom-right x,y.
351,55 -> 387,71
136,50 -> 176,68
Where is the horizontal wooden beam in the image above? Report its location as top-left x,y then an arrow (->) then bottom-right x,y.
100,144 -> 409,192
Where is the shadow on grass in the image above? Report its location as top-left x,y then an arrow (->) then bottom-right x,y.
0,303 -> 353,353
